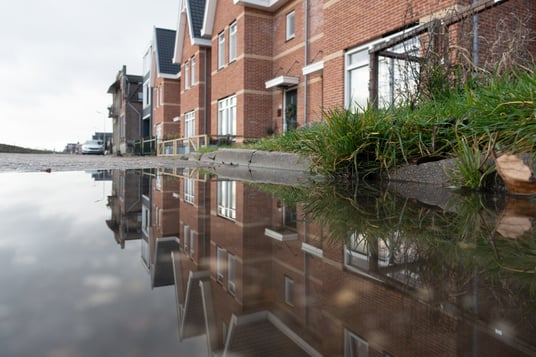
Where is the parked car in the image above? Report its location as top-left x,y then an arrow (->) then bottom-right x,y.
81,140 -> 105,155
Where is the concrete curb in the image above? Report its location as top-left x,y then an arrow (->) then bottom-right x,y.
197,148 -> 311,172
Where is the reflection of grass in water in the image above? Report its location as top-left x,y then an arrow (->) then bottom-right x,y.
255,180 -> 536,301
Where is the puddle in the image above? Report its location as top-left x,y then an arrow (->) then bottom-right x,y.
0,169 -> 534,356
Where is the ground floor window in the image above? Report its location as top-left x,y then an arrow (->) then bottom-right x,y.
345,30 -> 420,110
185,111 -> 195,138
217,180 -> 236,220
218,95 -> 236,136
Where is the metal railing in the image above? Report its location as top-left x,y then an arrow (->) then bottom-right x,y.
157,134 -> 208,156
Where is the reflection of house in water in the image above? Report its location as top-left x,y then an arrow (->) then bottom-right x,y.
137,172 -> 536,356
106,170 -> 143,249
89,169 -> 112,181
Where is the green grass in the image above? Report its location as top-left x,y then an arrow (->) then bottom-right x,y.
252,68 -> 536,189
0,144 -> 53,154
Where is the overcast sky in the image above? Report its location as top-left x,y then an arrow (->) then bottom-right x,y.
0,0 -> 179,151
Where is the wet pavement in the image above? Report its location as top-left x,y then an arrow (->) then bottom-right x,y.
0,153 -> 194,173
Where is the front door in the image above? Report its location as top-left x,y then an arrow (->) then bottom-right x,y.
284,89 -> 297,132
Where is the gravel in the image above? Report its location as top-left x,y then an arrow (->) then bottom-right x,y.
0,153 -> 195,173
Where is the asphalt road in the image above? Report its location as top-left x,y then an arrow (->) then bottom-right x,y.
0,153 -> 194,173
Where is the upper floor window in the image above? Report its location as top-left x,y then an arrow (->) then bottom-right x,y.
218,95 -> 237,136
191,56 -> 196,86
143,82 -> 151,107
184,61 -> 190,90
218,31 -> 225,69
229,22 -> 237,62
284,276 -> 294,306
286,11 -> 295,40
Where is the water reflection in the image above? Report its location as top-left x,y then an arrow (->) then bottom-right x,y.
108,168 -> 535,356
1,169 -> 534,356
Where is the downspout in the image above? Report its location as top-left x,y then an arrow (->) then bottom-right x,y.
303,0 -> 309,125
203,49 -> 207,136
472,0 -> 479,67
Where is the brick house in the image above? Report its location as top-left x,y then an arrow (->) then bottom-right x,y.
166,0 -> 534,150
107,65 -> 143,155
151,28 -> 182,146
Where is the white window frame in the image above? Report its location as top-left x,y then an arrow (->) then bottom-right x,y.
284,276 -> 294,306
191,56 -> 196,86
345,28 -> 420,111
184,177 -> 194,204
228,253 -> 236,295
218,31 -> 225,69
217,180 -> 236,220
190,229 -> 195,258
184,60 -> 190,90
183,225 -> 189,256
216,247 -> 225,284
185,110 -> 195,138
286,11 -> 295,40
229,22 -> 237,62
217,95 -> 237,136
344,330 -> 368,357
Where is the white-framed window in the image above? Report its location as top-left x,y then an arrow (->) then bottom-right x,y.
143,82 -> 151,107
191,56 -> 196,86
217,180 -> 236,220
185,110 -> 195,138
184,177 -> 194,204
229,22 -> 237,62
159,85 -> 163,107
190,229 -> 195,257
284,276 -> 294,306
344,330 -> 368,357
156,123 -> 162,141
183,225 -> 189,256
184,61 -> 190,90
216,246 -> 225,284
218,31 -> 225,69
218,95 -> 237,135
286,11 -> 295,40
228,253 -> 236,295
345,30 -> 420,111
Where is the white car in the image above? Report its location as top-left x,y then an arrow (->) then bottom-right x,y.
81,140 -> 105,155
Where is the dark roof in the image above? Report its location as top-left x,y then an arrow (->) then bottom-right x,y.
155,28 -> 180,75
188,0 -> 207,39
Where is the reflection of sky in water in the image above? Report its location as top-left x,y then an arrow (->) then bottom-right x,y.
0,171 -> 206,356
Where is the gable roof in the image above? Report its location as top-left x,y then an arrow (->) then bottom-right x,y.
154,28 -> 181,76
173,0 -> 212,64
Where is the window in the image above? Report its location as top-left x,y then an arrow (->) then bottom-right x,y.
286,11 -> 295,40
143,82 -> 151,107
218,31 -> 225,69
284,276 -> 294,306
183,225 -> 189,256
217,180 -> 236,220
228,253 -> 236,295
344,330 -> 368,357
185,111 -> 195,138
229,22 -> 237,62
191,56 -> 196,86
345,31 -> 420,111
185,61 -> 190,90
216,247 -> 225,283
184,177 -> 194,204
190,229 -> 195,258
218,95 -> 237,136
